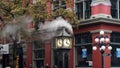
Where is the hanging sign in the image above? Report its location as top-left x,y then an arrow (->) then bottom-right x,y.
82,49 -> 87,58
0,44 -> 9,54
116,48 -> 120,58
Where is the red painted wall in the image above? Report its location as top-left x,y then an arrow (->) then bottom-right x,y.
74,23 -> 120,34
92,32 -> 111,68
66,1 -> 74,67
69,39 -> 74,68
26,44 -> 32,68
92,5 -> 111,15
92,33 -> 102,68
45,40 -> 51,67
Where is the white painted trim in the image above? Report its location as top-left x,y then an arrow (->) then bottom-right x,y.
91,2 -> 111,6
91,0 -> 111,6
111,67 -> 120,68
90,14 -> 112,19
90,30 -> 112,33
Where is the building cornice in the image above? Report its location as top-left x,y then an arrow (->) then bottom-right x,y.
75,18 -> 120,27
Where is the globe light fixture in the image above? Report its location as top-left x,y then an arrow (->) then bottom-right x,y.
100,30 -> 104,35
92,30 -> 112,68
93,46 -> 97,51
108,46 -> 112,50
95,37 -> 99,43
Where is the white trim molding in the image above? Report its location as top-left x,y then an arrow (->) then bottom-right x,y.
90,30 -> 112,33
90,14 -> 112,19
91,0 -> 111,6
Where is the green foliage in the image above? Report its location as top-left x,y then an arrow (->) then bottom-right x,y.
0,0 -> 79,24
0,0 -> 27,21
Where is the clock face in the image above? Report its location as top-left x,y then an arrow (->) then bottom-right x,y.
56,38 -> 72,49
63,38 -> 71,48
56,39 -> 62,47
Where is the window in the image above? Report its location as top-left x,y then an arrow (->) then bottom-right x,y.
75,45 -> 92,67
75,32 -> 92,67
75,32 -> 92,44
53,0 -> 66,10
110,0 -> 120,19
111,32 -> 120,66
111,32 -> 120,43
33,40 -> 45,68
34,50 -> 44,58
75,0 -> 91,20
111,45 -> 120,66
35,60 -> 44,68
85,0 -> 91,19
119,1 -> 120,18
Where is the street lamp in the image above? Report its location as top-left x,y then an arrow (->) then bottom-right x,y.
92,30 -> 112,68
55,27 -> 73,68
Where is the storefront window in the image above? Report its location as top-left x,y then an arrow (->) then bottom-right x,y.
75,32 -> 92,44
75,32 -> 92,67
33,40 -> 45,68
35,60 -> 44,68
111,32 -> 120,67
34,50 -> 44,58
111,45 -> 120,66
111,32 -> 120,43
75,45 -> 92,67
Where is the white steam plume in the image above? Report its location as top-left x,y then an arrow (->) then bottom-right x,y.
38,17 -> 73,40
1,16 -> 33,39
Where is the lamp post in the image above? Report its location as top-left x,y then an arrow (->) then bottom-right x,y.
55,27 -> 73,68
92,30 -> 112,68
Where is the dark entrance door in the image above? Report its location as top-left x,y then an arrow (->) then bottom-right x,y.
53,50 -> 69,68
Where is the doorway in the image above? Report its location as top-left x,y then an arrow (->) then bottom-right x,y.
53,50 -> 69,68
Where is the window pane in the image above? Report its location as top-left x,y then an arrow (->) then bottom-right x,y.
111,32 -> 120,43
34,50 -> 45,58
85,0 -> 91,19
111,9 -> 118,18
33,41 -> 44,49
75,33 -> 92,44
35,60 -> 44,68
119,0 -> 120,19
110,0 -> 118,18
53,0 -> 66,10
111,45 -> 120,66
75,2 -> 83,20
75,45 -> 92,67
53,0 -> 59,9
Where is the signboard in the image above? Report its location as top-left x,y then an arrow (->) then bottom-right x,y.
0,44 -> 9,54
116,48 -> 120,58
82,49 -> 87,58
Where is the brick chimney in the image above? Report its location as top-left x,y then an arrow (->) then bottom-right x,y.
90,0 -> 112,19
